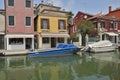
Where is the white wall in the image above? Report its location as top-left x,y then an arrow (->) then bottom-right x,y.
43,43 -> 51,48
8,44 -> 25,50
5,34 -> 34,50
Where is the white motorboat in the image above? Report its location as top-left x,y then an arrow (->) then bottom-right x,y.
85,40 -> 116,53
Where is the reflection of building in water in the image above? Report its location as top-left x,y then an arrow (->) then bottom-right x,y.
30,56 -> 78,80
0,58 -> 6,80
34,62 -> 73,80
5,56 -> 28,69
30,56 -> 120,80
0,55 -> 120,80
0,56 -> 37,80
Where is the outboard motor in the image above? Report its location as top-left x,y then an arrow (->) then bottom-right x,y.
0,52 -> 5,56
85,45 -> 92,53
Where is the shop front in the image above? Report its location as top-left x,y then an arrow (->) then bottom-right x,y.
5,34 -> 34,50
99,32 -> 118,47
38,33 -> 70,49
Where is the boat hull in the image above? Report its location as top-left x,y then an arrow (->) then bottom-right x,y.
85,40 -> 116,53
91,46 -> 116,53
28,48 -> 80,57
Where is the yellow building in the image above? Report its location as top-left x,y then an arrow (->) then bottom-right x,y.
34,4 -> 69,49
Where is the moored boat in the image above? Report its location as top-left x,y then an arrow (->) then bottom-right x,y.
28,43 -> 81,57
0,52 -> 4,56
85,40 -> 116,53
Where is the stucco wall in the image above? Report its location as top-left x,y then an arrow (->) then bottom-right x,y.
108,10 -> 120,19
5,0 -> 34,34
37,16 -> 68,33
0,14 -> 5,32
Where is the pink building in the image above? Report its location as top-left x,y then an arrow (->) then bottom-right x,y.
5,0 -> 34,50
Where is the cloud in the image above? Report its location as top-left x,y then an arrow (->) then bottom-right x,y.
38,0 -> 75,12
48,0 -> 63,7
65,0 -> 75,11
38,0 -> 75,11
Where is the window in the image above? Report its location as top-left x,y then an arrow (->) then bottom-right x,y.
42,37 -> 49,43
9,38 -> 23,45
73,26 -> 77,33
26,0 -> 31,8
41,19 -> 49,29
114,22 -> 118,30
101,22 -> 105,28
58,20 -> 66,30
74,26 -> 77,32
93,21 -> 98,29
26,17 -> 31,26
8,0 -> 14,6
109,21 -> 117,30
110,22 -> 114,29
9,16 -> 14,26
58,38 -> 64,43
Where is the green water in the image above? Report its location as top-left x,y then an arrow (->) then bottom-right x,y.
0,51 -> 120,80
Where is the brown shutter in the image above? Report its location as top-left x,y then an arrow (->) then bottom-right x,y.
64,20 -> 66,29
41,19 -> 43,29
47,19 -> 49,29
58,20 -> 60,29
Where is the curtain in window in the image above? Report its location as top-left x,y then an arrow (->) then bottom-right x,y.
41,19 -> 49,29
43,20 -> 48,29
59,20 -> 66,30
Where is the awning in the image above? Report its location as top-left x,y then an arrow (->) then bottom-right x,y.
41,33 -> 70,38
105,32 -> 118,36
5,34 -> 34,38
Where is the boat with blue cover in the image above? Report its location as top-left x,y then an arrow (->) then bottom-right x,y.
28,43 -> 81,57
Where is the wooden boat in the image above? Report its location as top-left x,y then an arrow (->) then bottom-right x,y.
85,40 -> 116,53
28,43 -> 81,57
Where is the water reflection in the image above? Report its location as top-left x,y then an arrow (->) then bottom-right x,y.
0,52 -> 120,80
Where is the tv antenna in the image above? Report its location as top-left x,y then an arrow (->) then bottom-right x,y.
41,0 -> 53,5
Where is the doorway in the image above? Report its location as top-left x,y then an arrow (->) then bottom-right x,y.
51,38 -> 56,48
25,38 -> 32,49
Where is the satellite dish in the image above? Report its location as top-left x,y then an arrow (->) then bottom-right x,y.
84,15 -> 87,19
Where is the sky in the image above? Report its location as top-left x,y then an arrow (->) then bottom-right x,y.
0,0 -> 120,15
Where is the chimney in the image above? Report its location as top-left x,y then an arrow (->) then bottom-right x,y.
109,6 -> 112,13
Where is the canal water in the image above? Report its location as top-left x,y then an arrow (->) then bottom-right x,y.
0,51 -> 120,80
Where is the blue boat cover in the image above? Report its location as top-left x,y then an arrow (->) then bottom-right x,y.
56,43 -> 78,48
